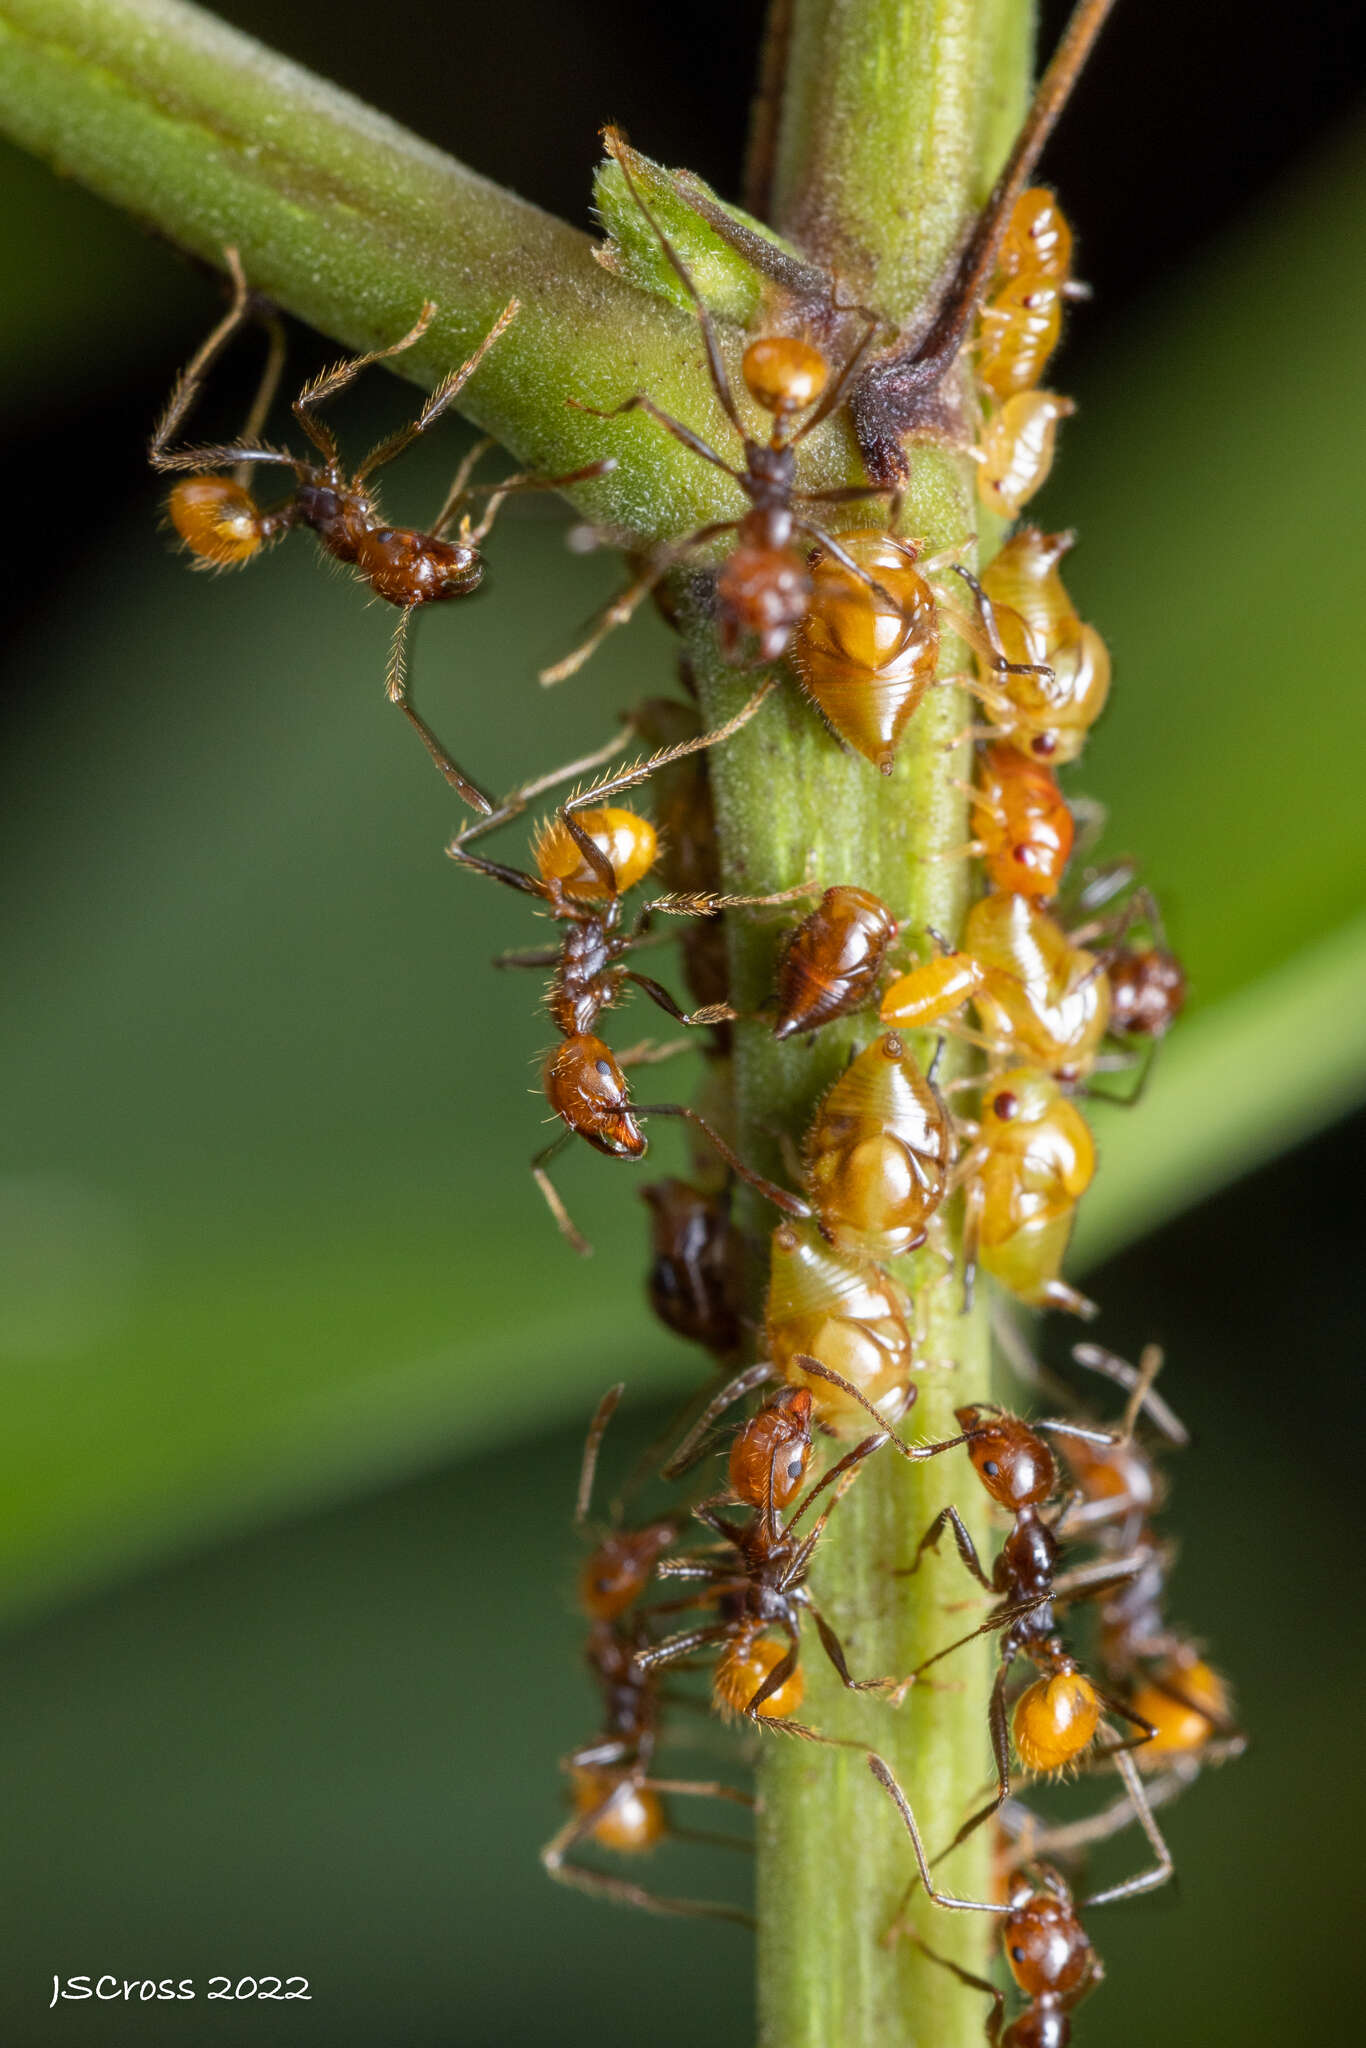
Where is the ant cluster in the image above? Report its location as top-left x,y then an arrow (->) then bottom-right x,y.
147,0 -> 1234,2031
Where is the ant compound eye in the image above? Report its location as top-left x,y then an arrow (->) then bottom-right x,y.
1011,1947 -> 1026,1965
787,1459 -> 804,1480
983,1459 -> 1000,1477
993,1091 -> 1020,1120
594,1059 -> 613,1080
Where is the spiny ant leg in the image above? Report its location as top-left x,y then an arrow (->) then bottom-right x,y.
900,1505 -> 995,1590
540,1798 -> 754,1926
938,1661 -> 1014,1858
431,435 -> 498,536
444,718 -> 640,865
867,1754 -> 1010,1917
385,612 -> 496,812
1081,1749 -> 1175,1906
561,676 -> 778,811
532,1132 -> 592,1258
460,458 -> 620,546
575,1382 -> 626,1525
632,1102 -> 807,1222
604,129 -> 747,439
661,1361 -> 777,1481
150,245 -> 257,465
291,298 -> 437,467
540,521 -> 740,685
355,298 -> 520,483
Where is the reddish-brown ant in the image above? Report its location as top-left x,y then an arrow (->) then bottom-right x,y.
150,249 -> 612,814
444,695 -> 813,1251
878,1385 -> 1175,1886
637,1380 -> 893,1736
872,1818 -> 1109,2044
542,1385 -> 753,1922
540,131 -> 903,685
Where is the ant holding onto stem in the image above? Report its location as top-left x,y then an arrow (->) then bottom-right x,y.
540,130 -> 909,686
443,689 -> 815,1251
542,1385 -> 753,1923
150,248 -> 613,813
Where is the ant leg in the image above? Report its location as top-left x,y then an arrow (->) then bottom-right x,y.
633,1622 -> 734,1676
1080,1749 -> 1175,1906
430,435 -> 498,535
354,300 -> 520,482
574,1382 -> 626,1524
661,1361 -> 777,1480
897,1505 -> 995,1591
564,675 -> 778,817
229,307 -> 288,492
1070,1341 -> 1187,1445
619,970 -> 736,1031
458,458 -> 619,545
632,1102 -> 808,1221
291,298 -> 440,467
540,1798 -> 754,1927
603,128 -> 748,440
807,1602 -> 889,1695
383,610 -> 496,812
789,307 -> 883,441
531,1132 -> 593,1258
444,717 -> 639,870
938,1664 -> 1015,1858
867,1755 -> 1009,1916
150,246 -> 258,465
540,521 -> 741,685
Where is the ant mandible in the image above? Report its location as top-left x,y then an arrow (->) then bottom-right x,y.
540,130 -> 901,685
150,249 -> 612,813
542,1385 -> 753,1922
445,692 -> 813,1251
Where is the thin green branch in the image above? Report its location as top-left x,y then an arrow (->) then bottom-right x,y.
0,0 -> 862,537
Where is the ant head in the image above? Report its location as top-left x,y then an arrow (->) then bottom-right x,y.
954,1405 -> 1056,1508
1002,1868 -> 1094,1998
742,336 -> 828,418
533,806 -> 658,901
578,1520 -> 676,1620
167,476 -> 267,566
728,1389 -> 814,1510
1011,1669 -> 1101,1774
543,1036 -> 645,1158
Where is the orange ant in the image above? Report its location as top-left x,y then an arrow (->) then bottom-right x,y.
149,249 -> 612,814
444,692 -> 813,1251
878,1383 -> 1176,1886
873,1826 -> 1109,2045
542,1385 -> 753,1922
540,131 -> 903,686
637,1379 -> 894,1736
848,0 -> 1118,482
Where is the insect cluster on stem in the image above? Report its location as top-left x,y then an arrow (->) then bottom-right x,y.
146,0 -> 1229,2032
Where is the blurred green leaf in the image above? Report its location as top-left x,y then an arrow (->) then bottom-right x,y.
2,118 -> 1364,1619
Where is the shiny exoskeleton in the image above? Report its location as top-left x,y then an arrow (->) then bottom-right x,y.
972,743 -> 1075,901
150,251 -> 610,813
959,1070 -> 1098,1316
638,1391 -> 887,1731
765,1219 -> 917,1435
888,1403 -> 1164,1864
541,131 -> 897,686
962,530 -> 1111,764
802,1031 -> 952,1260
772,885 -> 899,1040
894,1863 -> 1103,2047
448,698 -> 804,1250
640,1178 -> 745,1357
542,1386 -> 751,1920
788,532 -> 951,772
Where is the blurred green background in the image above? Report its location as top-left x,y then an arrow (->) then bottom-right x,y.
1,0 -> 1363,2040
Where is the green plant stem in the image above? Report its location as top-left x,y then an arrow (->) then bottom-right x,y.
687,6 -> 1032,2043
0,0 -> 862,536
2,0 -> 1031,2037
